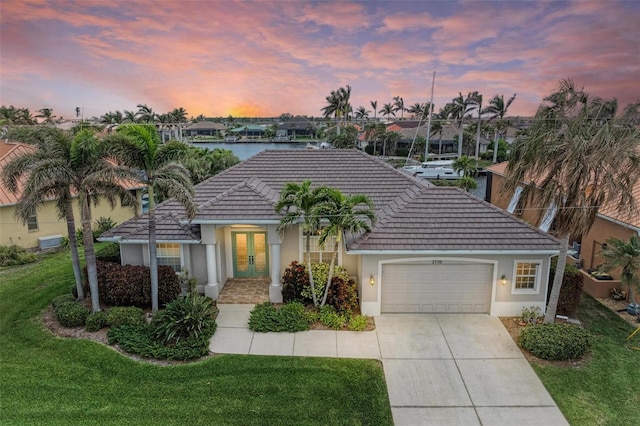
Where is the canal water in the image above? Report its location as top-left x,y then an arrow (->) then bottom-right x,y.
194,142 -> 487,199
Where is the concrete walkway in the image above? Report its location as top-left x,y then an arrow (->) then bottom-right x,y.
210,304 -> 568,426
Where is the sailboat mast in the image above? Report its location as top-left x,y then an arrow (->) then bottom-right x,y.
424,71 -> 436,161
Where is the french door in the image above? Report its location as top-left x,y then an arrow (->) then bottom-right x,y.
232,232 -> 269,277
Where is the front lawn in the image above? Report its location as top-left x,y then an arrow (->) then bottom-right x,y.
0,247 -> 392,425
532,295 -> 640,425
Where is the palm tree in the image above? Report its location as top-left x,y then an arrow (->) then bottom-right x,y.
169,107 -> 188,123
317,189 -> 375,306
430,115 -> 444,156
446,93 -> 476,157
354,106 -> 369,124
467,91 -> 483,159
600,235 -> 640,322
108,124 -> 197,312
504,79 -> 640,323
393,96 -> 405,120
370,100 -> 378,120
484,94 -> 517,163
123,110 -> 137,123
275,181 -> 331,307
3,128 -> 138,312
379,103 -> 395,123
452,155 -> 478,178
36,108 -> 57,124
321,85 -> 351,136
136,104 -> 156,123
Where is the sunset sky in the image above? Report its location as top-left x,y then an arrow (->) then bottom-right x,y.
1,0 -> 638,120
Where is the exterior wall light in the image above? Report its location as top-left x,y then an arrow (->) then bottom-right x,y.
369,275 -> 375,286
501,274 -> 507,285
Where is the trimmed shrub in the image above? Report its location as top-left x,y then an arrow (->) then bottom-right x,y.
248,302 -> 310,332
519,323 -> 592,360
548,260 -> 584,317
85,311 -> 109,332
84,260 -> 180,307
52,293 -> 76,309
55,301 -> 89,327
281,261 -> 310,303
94,216 -> 117,239
319,305 -> 347,330
302,263 -> 350,303
151,295 -> 217,344
107,324 -> 212,360
348,315 -> 368,331
106,306 -> 146,327
326,277 -> 359,315
95,243 -> 121,264
0,245 -> 36,267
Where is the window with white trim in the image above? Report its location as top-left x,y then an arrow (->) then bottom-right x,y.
301,228 -> 336,264
512,261 -> 541,293
157,243 -> 182,272
27,207 -> 38,231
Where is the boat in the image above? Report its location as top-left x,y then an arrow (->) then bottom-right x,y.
403,160 -> 462,180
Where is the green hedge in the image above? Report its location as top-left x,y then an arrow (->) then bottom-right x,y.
248,302 -> 310,332
106,306 -> 146,327
0,245 -> 36,267
519,323 -> 592,360
55,301 -> 89,328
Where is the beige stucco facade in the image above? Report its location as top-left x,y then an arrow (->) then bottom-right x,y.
0,194 -> 141,248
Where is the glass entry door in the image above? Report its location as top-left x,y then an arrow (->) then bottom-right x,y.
232,232 -> 269,277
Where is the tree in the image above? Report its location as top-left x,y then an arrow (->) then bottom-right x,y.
600,235 -> 640,322
329,125 -> 358,149
504,79 -> 640,323
379,103 -> 395,123
317,189 -> 375,306
354,106 -> 369,123
321,86 -> 351,136
1,105 -> 36,125
484,94 -> 517,163
36,108 -> 57,124
136,104 -> 156,123
3,128 -> 138,312
178,146 -> 239,186
108,124 -> 197,312
452,155 -> 478,178
456,176 -> 477,192
468,91 -> 483,159
407,103 -> 429,120
393,96 -> 405,120
169,107 -> 188,123
123,110 -> 137,123
275,181 -> 331,307
446,93 -> 476,157
370,100 -> 378,120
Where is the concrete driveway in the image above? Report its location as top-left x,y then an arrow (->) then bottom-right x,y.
210,305 -> 568,426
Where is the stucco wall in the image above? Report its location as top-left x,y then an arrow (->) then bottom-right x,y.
1,194 -> 139,248
580,216 -> 636,271
120,244 -> 144,265
489,173 -> 544,226
358,253 -> 552,316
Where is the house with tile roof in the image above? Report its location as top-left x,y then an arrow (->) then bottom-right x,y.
0,140 -> 143,249
101,149 -> 560,316
486,161 -> 640,301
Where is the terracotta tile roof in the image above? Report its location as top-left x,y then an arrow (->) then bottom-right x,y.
487,162 -> 640,229
105,150 -> 559,252
0,141 -> 36,206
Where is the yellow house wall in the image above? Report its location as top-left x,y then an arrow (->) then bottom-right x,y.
0,194 -> 140,248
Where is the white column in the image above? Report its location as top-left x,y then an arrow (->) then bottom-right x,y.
204,243 -> 219,300
269,242 -> 283,303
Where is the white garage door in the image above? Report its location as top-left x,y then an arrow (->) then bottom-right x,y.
381,263 -> 493,313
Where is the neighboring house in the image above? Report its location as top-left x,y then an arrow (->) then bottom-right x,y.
0,140 -> 143,249
277,117 -> 317,139
228,125 -> 267,139
486,161 -> 640,300
101,150 -> 560,317
184,121 -> 227,137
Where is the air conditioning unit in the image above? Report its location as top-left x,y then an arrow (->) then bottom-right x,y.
572,241 -> 581,255
39,235 -> 63,250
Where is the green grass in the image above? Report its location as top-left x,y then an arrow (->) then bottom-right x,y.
532,295 -> 640,425
0,247 -> 392,425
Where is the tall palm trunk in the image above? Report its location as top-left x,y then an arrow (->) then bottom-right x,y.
492,130 -> 499,163
81,194 -> 101,312
148,185 -> 159,313
64,196 -> 84,300
305,232 -> 318,307
457,124 -> 463,157
544,233 -> 570,323
475,119 -> 482,160
320,233 -> 341,307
